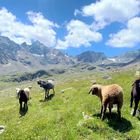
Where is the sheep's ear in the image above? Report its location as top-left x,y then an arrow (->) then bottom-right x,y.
16,88 -> 20,93
16,88 -> 19,91
132,81 -> 136,86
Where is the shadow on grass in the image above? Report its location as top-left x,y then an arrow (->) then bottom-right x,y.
39,94 -> 55,102
19,106 -> 28,117
93,112 -> 132,133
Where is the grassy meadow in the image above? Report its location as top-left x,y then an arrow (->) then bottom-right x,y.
0,70 -> 140,140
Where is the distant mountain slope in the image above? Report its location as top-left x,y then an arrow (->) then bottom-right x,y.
0,36 -> 75,74
115,49 -> 140,63
0,36 -> 20,64
21,41 -> 74,65
0,35 -> 140,75
100,49 -> 140,67
76,51 -> 107,63
0,36 -> 74,65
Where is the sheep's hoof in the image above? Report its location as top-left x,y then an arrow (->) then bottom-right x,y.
101,118 -> 104,121
132,113 -> 136,116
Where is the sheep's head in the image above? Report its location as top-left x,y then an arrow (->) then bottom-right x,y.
132,79 -> 140,87
89,84 -> 101,96
37,80 -> 41,85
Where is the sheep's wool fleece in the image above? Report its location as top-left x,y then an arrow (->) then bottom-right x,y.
24,88 -> 31,98
91,84 -> 123,105
101,84 -> 123,103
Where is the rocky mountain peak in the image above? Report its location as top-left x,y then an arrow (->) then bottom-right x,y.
76,51 -> 107,63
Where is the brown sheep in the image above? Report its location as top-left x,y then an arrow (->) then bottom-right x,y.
89,84 -> 123,120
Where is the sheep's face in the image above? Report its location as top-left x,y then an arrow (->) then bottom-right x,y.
37,80 -> 41,85
91,87 -> 99,95
136,80 -> 140,88
132,80 -> 140,88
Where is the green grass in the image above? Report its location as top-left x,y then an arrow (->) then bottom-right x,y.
0,70 -> 140,140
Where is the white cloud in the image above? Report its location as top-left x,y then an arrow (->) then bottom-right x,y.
0,8 -> 57,47
81,0 -> 140,30
106,17 -> 140,47
56,20 -> 102,49
74,9 -> 82,16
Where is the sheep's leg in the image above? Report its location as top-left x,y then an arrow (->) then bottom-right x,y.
117,103 -> 121,119
48,89 -> 50,97
45,90 -> 47,99
133,99 -> 139,116
101,103 -> 107,120
108,102 -> 113,116
130,91 -> 133,108
108,106 -> 112,116
47,90 -> 49,99
19,100 -> 22,110
53,88 -> 55,94
100,105 -> 103,116
45,90 -> 49,99
24,102 -> 27,109
130,97 -> 133,108
24,102 -> 25,109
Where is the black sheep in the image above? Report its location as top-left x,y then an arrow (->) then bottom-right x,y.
17,89 -> 29,110
37,80 -> 55,99
130,78 -> 140,116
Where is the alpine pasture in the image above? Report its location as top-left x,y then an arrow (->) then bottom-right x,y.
0,70 -> 140,140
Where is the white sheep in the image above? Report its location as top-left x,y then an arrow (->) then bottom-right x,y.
89,84 -> 123,120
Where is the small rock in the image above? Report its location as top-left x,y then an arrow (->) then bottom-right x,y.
102,75 -> 112,80
135,71 -> 140,76
60,90 -> 64,93
82,112 -> 92,120
0,125 -> 5,134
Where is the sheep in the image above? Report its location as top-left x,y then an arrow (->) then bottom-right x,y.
130,78 -> 140,116
89,84 -> 123,120
16,89 -> 28,110
37,80 -> 55,99
16,86 -> 32,110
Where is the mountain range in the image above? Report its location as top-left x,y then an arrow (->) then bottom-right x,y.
0,36 -> 139,75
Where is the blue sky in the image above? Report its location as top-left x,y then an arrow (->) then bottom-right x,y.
0,0 -> 140,57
